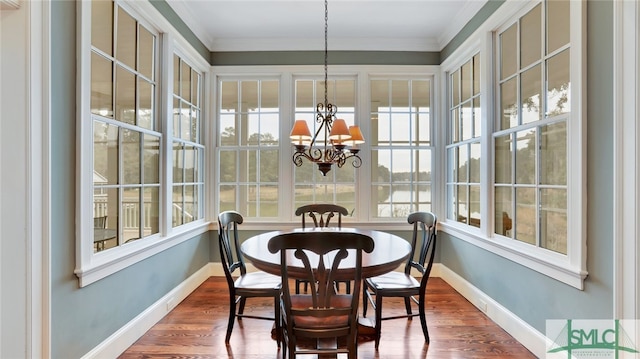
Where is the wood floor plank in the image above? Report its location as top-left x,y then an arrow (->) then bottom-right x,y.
119,277 -> 536,359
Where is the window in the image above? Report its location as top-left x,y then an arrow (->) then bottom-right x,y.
172,55 -> 205,227
441,0 -> 585,288
370,79 -> 433,218
77,0 -> 209,286
446,55 -> 482,228
293,78 -> 358,213
218,79 -> 281,218
214,66 -> 435,223
494,1 -> 569,254
91,2 -> 161,249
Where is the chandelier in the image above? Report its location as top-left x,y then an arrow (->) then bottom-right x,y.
289,0 -> 365,176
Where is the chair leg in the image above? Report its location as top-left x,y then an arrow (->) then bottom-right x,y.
225,296 -> 236,343
345,280 -> 351,294
404,297 -> 413,317
374,292 -> 383,350
274,295 -> 281,348
419,295 -> 430,344
362,285 -> 368,317
238,296 -> 247,315
295,279 -> 300,294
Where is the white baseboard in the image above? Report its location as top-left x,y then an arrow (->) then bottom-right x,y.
434,263 -> 548,358
82,263 -> 217,359
83,262 -> 547,359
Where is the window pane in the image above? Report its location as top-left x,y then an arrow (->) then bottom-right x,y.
115,65 -> 135,125
412,80 -> 430,110
258,185 -> 278,217
521,64 -> 542,124
116,7 -> 136,69
495,186 -> 512,236
540,121 -> 566,185
461,100 -> 472,140
219,185 -> 235,213
500,77 -> 518,130
184,145 -> 195,182
191,108 -> 200,143
296,80 -> 314,111
173,142 -> 184,183
469,142 -> 481,183
143,187 -> 159,236
181,100 -> 190,140
261,80 -> 279,110
450,108 -> 459,143
192,70 -> 201,107
469,185 -> 480,227
515,129 -> 536,184
91,53 -> 113,117
138,78 -> 153,129
546,49 -> 570,117
473,54 -> 480,95
93,187 -> 118,252
173,55 -> 180,96
172,186 -> 184,225
184,185 -> 195,223
457,144 -> 468,183
219,151 -> 237,182
500,24 -> 517,80
495,134 -> 512,184
336,80 -> 355,108
219,114 -> 237,145
515,188 -> 536,245
241,81 -> 258,112
91,0 -> 113,56
456,184 -> 468,222
541,188 -> 567,254
138,25 -> 154,80
221,81 -> 238,111
547,0 -> 570,54
473,97 -> 481,138
259,149 -> 279,182
94,121 -> 118,185
122,129 -> 141,184
143,134 -> 159,184
123,187 -> 140,242
520,4 -> 542,69
181,60 -> 191,103
451,70 -> 460,107
461,60 -> 472,101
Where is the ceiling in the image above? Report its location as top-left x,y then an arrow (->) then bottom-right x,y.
166,0 -> 488,52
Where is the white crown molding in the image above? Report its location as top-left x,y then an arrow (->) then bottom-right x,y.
211,37 -> 441,52
437,0 -> 488,49
165,0 -> 217,49
0,0 -> 20,10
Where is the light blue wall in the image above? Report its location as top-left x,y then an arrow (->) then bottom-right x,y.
50,2 -> 211,358
439,0 -> 614,333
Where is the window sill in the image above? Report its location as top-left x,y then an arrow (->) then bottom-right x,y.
74,220 -> 211,287
440,221 -> 588,290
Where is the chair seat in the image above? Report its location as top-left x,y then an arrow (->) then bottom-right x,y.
366,271 -> 420,291
290,294 -> 352,329
235,271 -> 281,290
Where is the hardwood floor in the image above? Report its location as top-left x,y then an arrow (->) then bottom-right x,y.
119,276 -> 535,359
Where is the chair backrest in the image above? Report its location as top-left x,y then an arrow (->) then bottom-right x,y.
295,204 -> 349,228
405,211 -> 437,286
268,231 -> 374,336
94,216 -> 107,229
218,211 -> 247,287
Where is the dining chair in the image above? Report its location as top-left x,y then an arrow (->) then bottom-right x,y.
217,210 -> 281,346
362,211 -> 437,349
294,203 -> 351,294
268,231 -> 374,359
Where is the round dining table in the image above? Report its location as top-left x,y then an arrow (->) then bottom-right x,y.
240,227 -> 412,279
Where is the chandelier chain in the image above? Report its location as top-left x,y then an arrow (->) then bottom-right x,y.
324,0 -> 328,107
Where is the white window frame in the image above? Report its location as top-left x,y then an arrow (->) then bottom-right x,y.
75,0 -> 210,287
212,65 -> 438,231
439,0 -> 587,289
